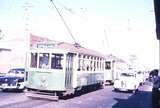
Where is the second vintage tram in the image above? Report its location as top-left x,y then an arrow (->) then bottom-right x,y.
25,41 -> 108,100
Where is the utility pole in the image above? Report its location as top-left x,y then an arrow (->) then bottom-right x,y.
22,1 -> 34,49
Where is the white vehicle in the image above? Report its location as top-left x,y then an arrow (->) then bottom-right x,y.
113,72 -> 139,92
136,71 -> 145,85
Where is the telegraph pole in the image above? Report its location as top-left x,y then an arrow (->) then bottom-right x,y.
22,1 -> 34,50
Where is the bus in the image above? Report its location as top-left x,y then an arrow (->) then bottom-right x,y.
25,41 -> 106,100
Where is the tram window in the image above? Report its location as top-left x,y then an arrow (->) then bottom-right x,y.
51,54 -> 63,69
102,62 -> 104,70
77,54 -> 81,71
105,61 -> 111,70
39,53 -> 49,69
83,55 -> 86,58
77,59 -> 81,71
97,61 -> 99,69
90,61 -> 93,71
82,60 -> 85,71
94,61 -> 96,71
30,53 -> 37,68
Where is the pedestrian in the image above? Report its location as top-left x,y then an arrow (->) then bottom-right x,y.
152,75 -> 160,108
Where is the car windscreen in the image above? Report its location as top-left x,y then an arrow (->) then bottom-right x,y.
8,69 -> 24,74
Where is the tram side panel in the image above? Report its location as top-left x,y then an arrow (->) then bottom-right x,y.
25,50 -> 105,99
75,54 -> 104,89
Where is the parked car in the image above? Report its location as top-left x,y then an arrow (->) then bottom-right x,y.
113,72 -> 140,93
136,71 -> 145,85
0,68 -> 25,91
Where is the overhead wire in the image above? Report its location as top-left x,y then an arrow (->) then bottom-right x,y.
50,0 -> 79,45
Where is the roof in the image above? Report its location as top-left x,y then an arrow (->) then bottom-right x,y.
105,54 -> 126,63
30,34 -> 54,47
56,42 -> 105,57
30,34 -> 105,57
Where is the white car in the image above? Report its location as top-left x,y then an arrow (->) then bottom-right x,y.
113,72 -> 140,93
136,71 -> 145,85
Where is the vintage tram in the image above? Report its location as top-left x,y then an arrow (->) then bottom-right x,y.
103,55 -> 129,85
25,41 -> 107,100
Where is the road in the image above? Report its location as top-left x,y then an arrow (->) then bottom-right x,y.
0,83 -> 152,108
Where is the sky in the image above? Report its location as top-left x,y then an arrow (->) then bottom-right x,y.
0,0 -> 159,70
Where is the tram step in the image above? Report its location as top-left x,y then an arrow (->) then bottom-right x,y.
25,91 -> 59,101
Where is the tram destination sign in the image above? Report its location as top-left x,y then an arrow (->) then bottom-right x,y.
37,43 -> 55,49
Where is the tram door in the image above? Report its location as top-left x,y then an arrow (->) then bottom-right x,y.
65,53 -> 74,89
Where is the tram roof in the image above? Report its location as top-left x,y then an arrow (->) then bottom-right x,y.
30,34 -> 105,57
32,41 -> 105,58
105,54 -> 126,63
56,42 -> 105,57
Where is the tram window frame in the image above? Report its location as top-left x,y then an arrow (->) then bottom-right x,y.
90,60 -> 93,71
39,53 -> 50,69
51,54 -> 63,69
30,53 -> 38,68
105,61 -> 111,70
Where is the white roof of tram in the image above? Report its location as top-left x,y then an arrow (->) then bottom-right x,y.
30,34 -> 106,58
31,41 -> 105,58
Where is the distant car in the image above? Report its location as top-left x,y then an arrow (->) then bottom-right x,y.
0,68 -> 25,91
113,72 -> 140,93
136,71 -> 145,85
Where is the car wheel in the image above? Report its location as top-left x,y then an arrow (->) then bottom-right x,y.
114,88 -> 118,92
132,86 -> 138,93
